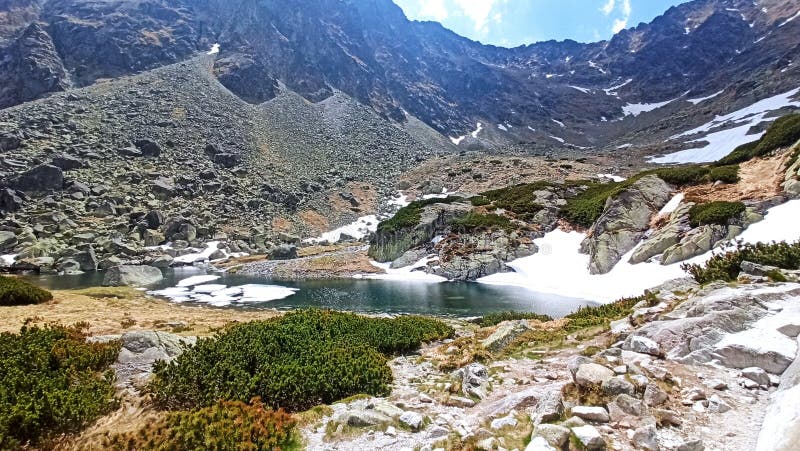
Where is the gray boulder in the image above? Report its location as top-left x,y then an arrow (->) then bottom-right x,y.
629,203 -> 692,264
661,224 -> 731,266
571,425 -> 606,450
581,175 -> 672,274
574,363 -> 615,387
482,319 -> 531,353
12,164 -> 64,192
269,244 -> 297,260
0,231 -> 17,252
103,265 -> 163,286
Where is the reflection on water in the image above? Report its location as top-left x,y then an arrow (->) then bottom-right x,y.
23,267 -> 598,319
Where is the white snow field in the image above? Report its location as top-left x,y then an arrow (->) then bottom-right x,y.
651,87 -> 800,164
478,199 -> 800,303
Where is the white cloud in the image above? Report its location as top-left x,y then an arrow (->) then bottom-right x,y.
453,0 -> 503,34
601,0 -> 615,16
418,0 -> 449,22
611,0 -> 631,33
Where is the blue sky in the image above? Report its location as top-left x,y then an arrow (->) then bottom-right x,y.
393,0 -> 692,46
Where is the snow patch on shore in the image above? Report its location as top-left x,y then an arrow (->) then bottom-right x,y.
479,199 -> 800,303
207,43 -> 220,55
357,256 -> 447,283
150,283 -> 298,307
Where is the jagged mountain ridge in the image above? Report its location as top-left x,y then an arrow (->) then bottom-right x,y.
1,0 -> 799,147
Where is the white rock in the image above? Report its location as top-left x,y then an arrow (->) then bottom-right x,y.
571,425 -> 606,450
741,367 -> 771,386
572,406 -> 610,423
714,328 -> 798,374
624,335 -> 663,357
575,363 -> 615,387
399,411 -> 424,431
526,436 -> 557,451
490,415 -> 518,430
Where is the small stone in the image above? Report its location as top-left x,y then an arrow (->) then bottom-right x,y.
399,411 -> 424,431
740,367 -> 770,386
427,426 -> 450,440
602,376 -> 635,396
490,415 -> 518,430
574,363 -> 615,387
676,439 -> 704,451
571,406 -> 610,423
525,436 -> 557,451
623,335 -> 663,357
707,395 -> 730,413
644,383 -> 668,407
571,425 -> 606,450
534,424 -> 570,448
632,424 -> 659,451
705,379 -> 728,390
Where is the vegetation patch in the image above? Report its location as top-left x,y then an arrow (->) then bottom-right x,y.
683,241 -> 800,283
104,399 -> 300,451
149,310 -> 453,412
0,324 -> 119,449
0,276 -> 53,306
376,196 -> 464,233
560,178 -> 637,228
474,311 -> 553,327
480,182 -> 552,220
688,201 -> 746,227
451,213 -> 513,232
717,113 -> 800,165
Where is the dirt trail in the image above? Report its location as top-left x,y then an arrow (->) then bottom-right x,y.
684,153 -> 788,202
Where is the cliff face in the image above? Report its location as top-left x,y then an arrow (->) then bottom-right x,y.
1,0 -> 798,141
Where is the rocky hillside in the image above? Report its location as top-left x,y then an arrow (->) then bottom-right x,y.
1,0 -> 799,149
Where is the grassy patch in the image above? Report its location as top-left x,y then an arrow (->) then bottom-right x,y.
451,213 -> 514,232
0,276 -> 53,306
149,310 -> 454,412
377,196 -> 464,233
474,311 -> 553,327
480,182 -> 553,220
0,323 -> 120,448
682,241 -> 800,283
688,201 -> 746,227
560,178 -> 638,228
717,113 -> 800,165
104,399 -> 300,451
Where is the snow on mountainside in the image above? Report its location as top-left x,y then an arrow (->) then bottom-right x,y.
0,0 -> 798,151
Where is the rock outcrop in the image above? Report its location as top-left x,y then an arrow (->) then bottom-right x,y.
582,175 -> 672,274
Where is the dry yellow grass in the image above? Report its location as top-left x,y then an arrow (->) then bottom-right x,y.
0,287 -> 279,337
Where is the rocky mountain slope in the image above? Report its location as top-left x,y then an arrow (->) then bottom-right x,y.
1,0 -> 799,149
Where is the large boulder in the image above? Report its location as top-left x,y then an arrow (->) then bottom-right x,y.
581,175 -> 672,274
368,200 -> 473,262
661,224 -> 732,266
11,165 -> 64,192
713,328 -> 797,374
629,203 -> 692,264
481,320 -> 531,353
269,244 -> 297,260
0,231 -> 17,253
103,265 -> 163,287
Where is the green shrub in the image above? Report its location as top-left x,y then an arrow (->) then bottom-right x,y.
475,311 -> 553,327
563,293 -> 657,332
654,165 -> 710,186
716,141 -> 760,166
717,113 -> 800,165
682,241 -> 800,283
0,324 -> 119,448
452,213 -> 513,232
105,399 -> 299,451
754,113 -> 800,155
481,182 -> 552,220
377,196 -> 463,233
708,165 -> 740,183
0,276 -> 53,306
560,179 -> 637,227
149,310 -> 453,412
469,196 -> 491,207
688,201 -> 746,227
